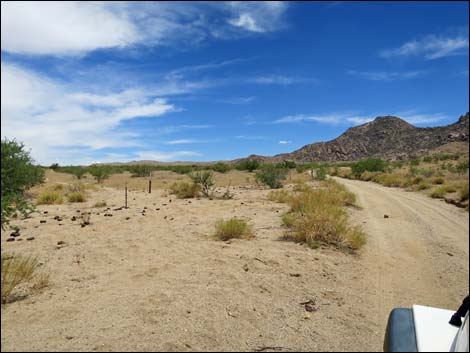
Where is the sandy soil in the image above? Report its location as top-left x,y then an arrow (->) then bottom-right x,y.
1,178 -> 468,352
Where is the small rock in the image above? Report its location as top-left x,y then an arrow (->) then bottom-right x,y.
164,216 -> 168,219
65,336 -> 74,340
27,237 -> 35,241
384,214 -> 389,219
16,239 -> 23,242
57,241 -> 65,245
71,216 -> 77,221
10,231 -> 20,237
447,252 -> 454,257
6,238 -> 15,242
126,217 -> 130,220
76,210 -> 81,213
144,206 -> 147,209
43,211 -> 49,214
156,208 -> 160,211
289,273 -> 301,277
243,264 -> 249,272
40,220 -> 47,224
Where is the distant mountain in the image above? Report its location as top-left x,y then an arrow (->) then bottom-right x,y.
237,112 -> 469,163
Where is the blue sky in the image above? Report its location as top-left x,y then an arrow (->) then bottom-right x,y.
1,1 -> 468,165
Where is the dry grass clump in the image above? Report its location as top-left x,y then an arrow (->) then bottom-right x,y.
1,253 -> 39,304
430,185 -> 457,198
410,183 -> 431,191
214,218 -> 253,241
67,192 -> 87,203
268,189 -> 292,203
459,183 -> 469,202
30,273 -> 51,293
374,173 -> 411,188
37,191 -> 63,205
282,180 -> 365,251
93,200 -> 107,208
431,177 -> 445,185
169,181 -> 200,199
360,171 -> 380,181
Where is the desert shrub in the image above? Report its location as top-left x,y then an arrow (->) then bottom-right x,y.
311,165 -> 327,181
281,161 -> 297,169
214,218 -> 253,241
422,156 -> 433,163
93,201 -> 107,208
337,167 -> 352,178
37,192 -> 63,205
413,183 -> 431,191
169,181 -> 200,199
281,212 -> 296,228
459,184 -> 469,202
411,176 -> 424,185
282,180 -> 365,251
374,174 -> 411,188
67,192 -> 86,203
255,164 -> 288,189
220,183 -> 234,200
351,158 -> 387,177
88,165 -> 112,184
211,162 -> 231,173
409,159 -> 421,166
129,165 -> 153,178
456,160 -> 469,174
293,180 -> 310,192
66,182 -> 85,194
268,189 -> 292,203
430,185 -> 458,198
189,171 -> 214,197
431,177 -> 445,185
1,253 -> 39,304
360,171 -> 380,181
1,139 -> 45,229
234,159 -> 259,172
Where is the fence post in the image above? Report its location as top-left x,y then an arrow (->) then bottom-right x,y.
125,181 -> 128,208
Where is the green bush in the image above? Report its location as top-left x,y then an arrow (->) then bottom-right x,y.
129,165 -> 154,178
214,218 -> 253,241
430,185 -> 457,198
189,171 -> 214,197
311,165 -> 327,181
211,162 -> 231,173
88,165 -> 112,183
234,159 -> 259,172
1,139 -> 45,229
255,164 -> 288,189
351,158 -> 387,177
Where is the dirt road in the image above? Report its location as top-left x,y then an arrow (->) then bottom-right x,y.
336,177 -> 469,346
1,179 -> 468,352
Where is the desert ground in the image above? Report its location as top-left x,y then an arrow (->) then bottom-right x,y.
1,170 -> 468,352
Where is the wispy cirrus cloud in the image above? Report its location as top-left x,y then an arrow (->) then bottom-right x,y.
134,150 -> 202,162
380,32 -> 469,60
164,139 -> 217,145
279,140 -> 292,144
1,2 -> 290,56
275,111 -> 449,126
249,75 -> 317,85
347,70 -> 426,81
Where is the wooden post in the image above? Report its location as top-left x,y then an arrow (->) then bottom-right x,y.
125,181 -> 128,208
149,179 -> 152,194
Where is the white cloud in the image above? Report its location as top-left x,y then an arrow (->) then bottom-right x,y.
134,150 -> 201,162
275,111 -> 448,126
380,33 -> 469,60
279,140 -> 291,144
347,70 -> 426,81
250,75 -> 315,85
1,2 -> 289,56
1,2 -> 138,55
227,1 -> 288,33
1,62 -> 179,164
164,139 -> 214,145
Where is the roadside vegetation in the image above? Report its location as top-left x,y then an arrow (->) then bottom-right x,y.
1,253 -> 39,304
330,154 -> 469,209
275,179 -> 365,251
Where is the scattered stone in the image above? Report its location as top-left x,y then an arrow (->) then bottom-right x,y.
114,207 -> 123,211
40,220 -> 47,224
170,217 -> 174,221
126,217 -> 131,220
6,238 -> 15,242
289,273 -> 301,277
384,214 -> 389,219
57,241 -> 65,245
16,238 -> 23,241
71,216 -> 77,221
43,211 -> 49,214
162,203 -> 167,206
144,206 -> 147,209
76,210 -> 81,213
300,299 -> 318,312
164,216 -> 168,219
156,208 -> 160,211
65,336 -> 74,340
10,231 -> 21,237
27,237 -> 35,241
188,201 -> 192,204
243,264 -> 249,272
447,252 -> 454,257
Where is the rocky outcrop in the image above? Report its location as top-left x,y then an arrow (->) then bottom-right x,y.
239,113 -> 469,163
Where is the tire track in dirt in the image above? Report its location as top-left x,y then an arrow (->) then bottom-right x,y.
335,177 -> 469,350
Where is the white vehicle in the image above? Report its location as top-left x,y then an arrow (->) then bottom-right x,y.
384,297 -> 469,352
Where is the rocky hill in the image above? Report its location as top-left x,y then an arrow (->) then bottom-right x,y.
240,112 -> 469,163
